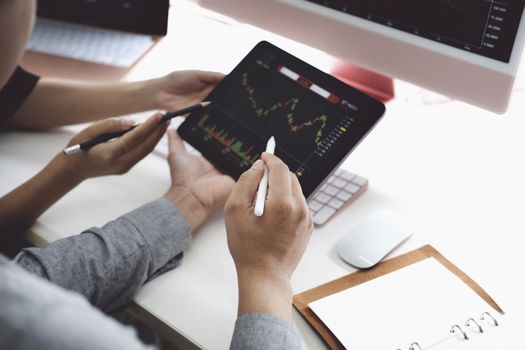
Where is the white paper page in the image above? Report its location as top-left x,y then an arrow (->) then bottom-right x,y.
27,19 -> 155,68
425,313 -> 524,349
309,258 -> 498,349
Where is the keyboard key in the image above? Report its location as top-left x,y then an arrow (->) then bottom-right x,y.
324,185 -> 339,196
333,178 -> 348,188
339,171 -> 355,181
308,199 -> 324,212
352,176 -> 368,187
328,198 -> 344,209
336,190 -> 352,202
335,168 -> 344,176
313,206 -> 336,225
314,192 -> 331,204
327,176 -> 336,184
345,183 -> 361,194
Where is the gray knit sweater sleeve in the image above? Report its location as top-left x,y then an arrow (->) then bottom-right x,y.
231,313 -> 301,350
0,199 -> 301,350
15,198 -> 192,313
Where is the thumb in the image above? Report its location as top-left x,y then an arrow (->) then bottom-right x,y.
72,118 -> 135,144
227,160 -> 265,209
167,128 -> 188,160
197,70 -> 224,85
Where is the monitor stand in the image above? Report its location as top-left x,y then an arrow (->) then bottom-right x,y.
331,60 -> 394,103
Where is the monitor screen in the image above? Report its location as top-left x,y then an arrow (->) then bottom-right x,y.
306,0 -> 525,63
197,0 -> 525,113
37,0 -> 169,35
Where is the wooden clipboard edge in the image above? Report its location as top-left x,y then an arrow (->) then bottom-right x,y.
419,245 -> 503,314
292,244 -> 503,350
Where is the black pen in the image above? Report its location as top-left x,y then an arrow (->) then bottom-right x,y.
63,101 -> 211,155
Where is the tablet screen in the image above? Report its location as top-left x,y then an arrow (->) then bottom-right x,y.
178,41 -> 385,198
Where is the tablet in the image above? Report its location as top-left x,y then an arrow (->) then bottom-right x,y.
178,41 -> 386,198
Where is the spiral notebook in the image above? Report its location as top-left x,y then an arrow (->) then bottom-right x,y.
422,312 -> 521,349
293,245 -> 510,349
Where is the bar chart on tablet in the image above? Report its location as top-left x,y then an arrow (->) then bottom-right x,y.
183,57 -> 355,179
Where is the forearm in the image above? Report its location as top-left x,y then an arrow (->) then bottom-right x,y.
236,268 -> 294,323
0,154 -> 82,236
231,270 -> 301,349
9,77 -> 164,129
1,257 -> 157,350
15,199 -> 192,313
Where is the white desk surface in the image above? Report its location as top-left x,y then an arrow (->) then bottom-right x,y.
3,1 -> 525,349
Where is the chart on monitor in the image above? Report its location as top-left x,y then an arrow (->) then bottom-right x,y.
306,0 -> 525,63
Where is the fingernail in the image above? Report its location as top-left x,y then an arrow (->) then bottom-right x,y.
121,118 -> 134,127
251,159 -> 264,171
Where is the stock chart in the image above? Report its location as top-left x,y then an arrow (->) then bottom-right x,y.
182,54 -> 353,180
306,0 -> 525,62
178,42 -> 385,196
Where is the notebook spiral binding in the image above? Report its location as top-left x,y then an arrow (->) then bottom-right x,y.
397,311 -> 500,350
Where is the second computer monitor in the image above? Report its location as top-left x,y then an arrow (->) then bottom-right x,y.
198,0 -> 525,114
37,0 -> 169,35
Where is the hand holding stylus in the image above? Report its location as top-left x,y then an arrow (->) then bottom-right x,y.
253,136 -> 276,216
225,152 -> 313,321
63,101 -> 211,155
56,113 -> 168,181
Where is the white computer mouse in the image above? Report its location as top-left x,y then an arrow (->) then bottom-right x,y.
338,209 -> 414,269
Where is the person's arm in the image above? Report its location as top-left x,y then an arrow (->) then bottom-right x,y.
15,198 -> 192,313
14,129 -> 235,313
1,256 -> 157,350
0,114 -> 167,236
0,70 -> 224,235
7,70 -> 223,129
224,154 -> 314,349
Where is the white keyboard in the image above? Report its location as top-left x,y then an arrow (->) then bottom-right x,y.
27,18 -> 155,68
308,169 -> 368,226
154,136 -> 367,226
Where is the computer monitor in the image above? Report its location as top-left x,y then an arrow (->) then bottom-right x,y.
197,0 -> 525,114
37,0 -> 169,36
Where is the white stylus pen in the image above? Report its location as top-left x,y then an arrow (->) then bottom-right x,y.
254,136 -> 276,217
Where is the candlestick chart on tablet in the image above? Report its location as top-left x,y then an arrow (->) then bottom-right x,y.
178,42 -> 385,197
